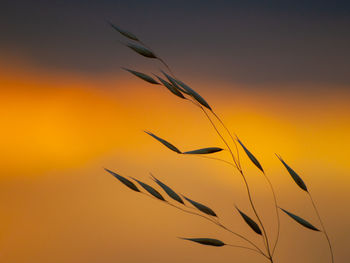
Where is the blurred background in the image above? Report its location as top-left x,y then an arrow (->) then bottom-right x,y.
1,1 -> 349,262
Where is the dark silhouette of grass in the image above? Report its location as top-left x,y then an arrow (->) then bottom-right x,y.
105,22 -> 334,263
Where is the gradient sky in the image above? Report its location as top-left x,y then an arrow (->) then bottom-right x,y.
2,0 -> 350,88
1,1 -> 350,263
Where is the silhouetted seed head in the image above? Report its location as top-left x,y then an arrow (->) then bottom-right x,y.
237,138 -> 264,173
161,70 -> 190,95
174,79 -> 212,110
183,147 -> 223,154
182,195 -> 217,217
179,237 -> 225,247
105,168 -> 140,192
280,207 -> 320,231
276,155 -> 308,192
122,68 -> 159,84
131,177 -> 165,201
126,43 -> 157,58
235,206 -> 262,235
150,174 -> 184,204
108,21 -> 139,41
144,131 -> 182,154
154,75 -> 185,99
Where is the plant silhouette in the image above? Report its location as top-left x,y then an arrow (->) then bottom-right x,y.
105,22 -> 334,263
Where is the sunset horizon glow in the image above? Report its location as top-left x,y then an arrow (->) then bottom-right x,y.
1,1 -> 349,262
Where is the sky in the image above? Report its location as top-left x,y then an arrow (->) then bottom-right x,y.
1,1 -> 350,263
2,0 -> 350,87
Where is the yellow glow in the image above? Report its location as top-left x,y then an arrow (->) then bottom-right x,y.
1,59 -> 349,262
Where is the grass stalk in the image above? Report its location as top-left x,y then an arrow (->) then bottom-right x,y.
239,169 -> 272,258
211,111 -> 278,259
195,103 -> 272,258
263,174 -> 280,255
308,193 -> 334,263
179,74 -> 273,260
109,22 -> 336,263
139,191 -> 266,256
210,111 -> 242,170
189,152 -> 280,257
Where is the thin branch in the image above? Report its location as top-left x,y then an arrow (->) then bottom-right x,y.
263,173 -> 280,255
188,152 -> 280,256
138,191 -> 267,257
194,102 -> 272,257
136,39 -> 175,76
188,99 -> 241,170
140,49 -> 273,260
308,193 -> 334,263
211,111 -> 273,257
157,57 -> 175,76
226,244 -> 269,259
239,169 -> 271,257
187,151 -> 280,256
186,154 -> 237,168
211,111 -> 242,170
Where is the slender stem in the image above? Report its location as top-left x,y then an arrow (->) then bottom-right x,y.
308,193 -> 334,263
192,101 -> 241,170
169,204 -> 262,253
212,111 -> 276,258
188,151 -> 280,257
137,40 -> 175,76
239,169 -> 272,258
196,104 -> 272,256
145,53 -> 273,260
157,57 -> 175,76
139,191 -> 267,257
263,173 -> 280,255
187,155 -> 237,167
226,244 -> 269,258
211,111 -> 242,170
215,220 -> 266,257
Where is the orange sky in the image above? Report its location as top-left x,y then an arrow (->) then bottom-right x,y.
0,58 -> 349,262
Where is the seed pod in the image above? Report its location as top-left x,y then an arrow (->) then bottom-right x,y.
175,79 -> 211,110
105,168 -> 140,192
145,131 -> 182,154
183,147 -> 223,154
280,208 -> 320,231
132,178 -> 165,201
155,75 -> 185,99
123,68 -> 159,84
237,138 -> 264,173
276,155 -> 308,192
182,195 -> 217,217
126,43 -> 157,58
235,206 -> 262,235
150,174 -> 184,204
179,237 -> 225,247
108,22 -> 139,41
